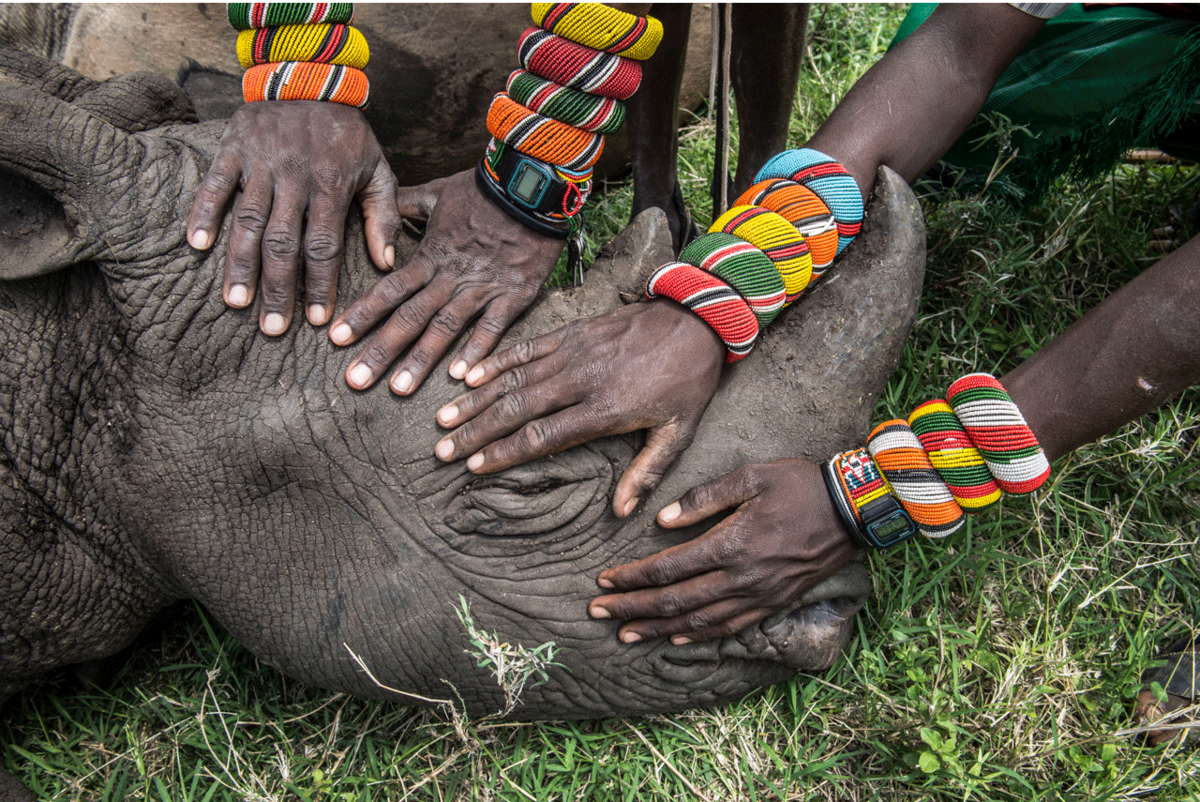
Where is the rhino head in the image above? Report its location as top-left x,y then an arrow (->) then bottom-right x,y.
0,48 -> 924,735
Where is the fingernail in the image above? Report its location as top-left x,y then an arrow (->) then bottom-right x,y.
671,636 -> 692,646
391,370 -> 414,395
597,577 -> 614,589
435,440 -> 454,460
330,323 -> 353,345
384,245 -> 395,268
465,365 -> 486,385
307,304 -> 329,326
621,632 -> 642,644
347,363 -> 373,388
589,605 -> 610,619
438,405 -> 458,426
449,360 -> 468,380
262,313 -> 286,336
227,284 -> 250,307
190,229 -> 210,250
467,453 -> 484,471
621,498 -> 638,518
658,502 -> 681,524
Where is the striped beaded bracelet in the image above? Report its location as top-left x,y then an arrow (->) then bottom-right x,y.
518,27 -> 642,101
822,372 -> 1050,549
236,23 -> 369,69
486,92 -> 605,174
242,61 -> 369,107
532,3 -> 664,60
945,373 -> 1051,495
736,179 -> 838,280
710,205 -> 813,305
228,3 -> 354,30
755,149 -> 863,256
679,233 -> 785,328
644,262 -> 759,363
506,70 -> 626,135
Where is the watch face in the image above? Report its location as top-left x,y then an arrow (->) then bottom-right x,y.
872,514 -> 911,541
511,162 -> 549,206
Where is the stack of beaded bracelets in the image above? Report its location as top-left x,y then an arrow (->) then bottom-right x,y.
823,373 -> 1052,550
229,4 -> 369,109
477,3 -> 663,240
646,148 -> 863,362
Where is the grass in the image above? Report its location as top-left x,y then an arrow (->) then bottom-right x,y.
5,4 -> 1200,800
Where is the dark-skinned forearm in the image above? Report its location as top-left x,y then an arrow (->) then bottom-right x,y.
1003,238 -> 1200,463
806,3 -> 1046,199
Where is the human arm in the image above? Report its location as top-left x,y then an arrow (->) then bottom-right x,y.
589,235 -> 1200,644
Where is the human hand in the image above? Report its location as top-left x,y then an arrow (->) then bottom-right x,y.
330,169 -> 566,396
434,300 -> 725,517
589,459 -> 861,644
187,101 -> 401,334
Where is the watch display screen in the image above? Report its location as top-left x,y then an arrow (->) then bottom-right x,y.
511,163 -> 548,205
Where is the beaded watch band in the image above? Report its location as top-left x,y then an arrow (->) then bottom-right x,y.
824,448 -> 919,549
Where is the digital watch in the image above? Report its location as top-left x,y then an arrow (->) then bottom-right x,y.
821,457 -> 919,550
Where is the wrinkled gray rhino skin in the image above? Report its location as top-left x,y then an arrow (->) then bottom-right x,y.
0,52 -> 924,797
0,3 -> 716,184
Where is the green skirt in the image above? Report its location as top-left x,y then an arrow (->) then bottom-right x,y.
892,4 -> 1200,202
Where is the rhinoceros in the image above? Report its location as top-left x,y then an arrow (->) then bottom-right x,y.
0,52 -> 924,799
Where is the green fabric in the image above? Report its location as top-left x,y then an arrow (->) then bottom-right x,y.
891,4 -> 1200,203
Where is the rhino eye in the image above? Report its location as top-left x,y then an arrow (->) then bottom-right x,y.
443,457 -> 611,537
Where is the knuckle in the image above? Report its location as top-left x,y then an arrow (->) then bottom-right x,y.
391,302 -> 430,336
427,308 -> 463,338
492,392 -> 532,428
684,611 -> 711,632
304,231 -> 342,266
643,559 -> 679,588
233,204 -> 269,232
653,590 -> 687,619
262,228 -> 301,261
517,418 -> 555,453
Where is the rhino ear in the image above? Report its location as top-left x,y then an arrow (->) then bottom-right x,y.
0,71 -> 144,278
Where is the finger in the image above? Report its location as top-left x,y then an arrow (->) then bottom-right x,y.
612,420 -> 698,519
656,464 -> 760,529
223,172 -> 274,309
188,149 -> 242,251
595,516 -> 743,593
435,365 -> 576,462
329,262 -> 431,348
437,340 -> 567,429
361,160 -> 402,272
589,573 -> 744,637
256,186 -> 307,336
448,291 -> 539,381
388,292 -> 482,395
624,605 -> 769,646
393,178 -> 442,221
301,188 -> 354,326
344,283 -> 447,390
459,327 -> 569,388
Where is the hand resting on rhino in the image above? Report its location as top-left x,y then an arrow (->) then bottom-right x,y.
0,51 -> 923,797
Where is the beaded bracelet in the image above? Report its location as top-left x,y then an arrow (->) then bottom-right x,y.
945,374 -> 1051,495
755,148 -> 864,256
228,3 -> 354,30
679,233 -> 785,328
236,23 -> 369,69
645,262 -> 759,363
518,27 -> 642,101
242,61 -> 369,107
710,206 -> 813,305
823,372 -> 1050,549
506,70 -> 626,135
736,179 -> 838,280
532,3 -> 664,60
486,92 -> 605,173
867,420 -> 966,538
